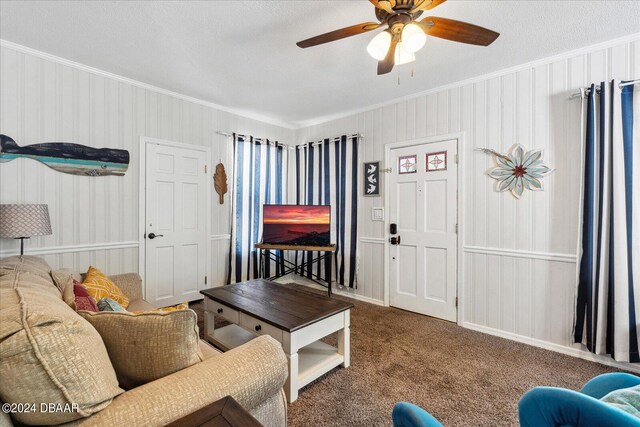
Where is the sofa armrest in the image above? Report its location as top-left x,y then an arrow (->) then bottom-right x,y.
76,335 -> 288,427
108,273 -> 143,301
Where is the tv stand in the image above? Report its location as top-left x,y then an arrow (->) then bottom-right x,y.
255,243 -> 337,296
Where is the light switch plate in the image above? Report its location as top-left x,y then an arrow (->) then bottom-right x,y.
371,207 -> 384,221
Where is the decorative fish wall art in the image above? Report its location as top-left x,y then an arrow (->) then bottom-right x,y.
0,134 -> 129,177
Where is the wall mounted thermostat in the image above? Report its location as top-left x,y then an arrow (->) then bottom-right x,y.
371,207 -> 384,221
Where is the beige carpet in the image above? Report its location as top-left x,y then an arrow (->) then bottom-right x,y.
190,287 -> 621,427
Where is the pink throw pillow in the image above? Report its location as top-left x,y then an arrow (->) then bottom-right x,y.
73,280 -> 98,311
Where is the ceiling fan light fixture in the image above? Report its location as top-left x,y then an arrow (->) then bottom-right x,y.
367,31 -> 392,60
402,23 -> 427,53
394,42 -> 416,65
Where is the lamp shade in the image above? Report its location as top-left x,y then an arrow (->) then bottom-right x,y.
0,204 -> 52,238
367,31 -> 392,60
402,23 -> 427,53
394,42 -> 416,65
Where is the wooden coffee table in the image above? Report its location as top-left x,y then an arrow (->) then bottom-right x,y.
200,279 -> 353,403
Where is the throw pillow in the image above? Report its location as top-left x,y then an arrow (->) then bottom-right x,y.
78,309 -> 204,389
130,301 -> 189,314
62,277 -> 76,309
82,266 -> 130,308
0,260 -> 123,425
601,385 -> 640,419
51,268 -> 82,295
73,280 -> 98,312
97,297 -> 127,312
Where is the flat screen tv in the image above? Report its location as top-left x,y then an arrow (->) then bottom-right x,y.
262,204 -> 331,246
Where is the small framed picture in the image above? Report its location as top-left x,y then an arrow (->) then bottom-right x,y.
364,161 -> 380,197
426,151 -> 447,172
399,155 -> 417,174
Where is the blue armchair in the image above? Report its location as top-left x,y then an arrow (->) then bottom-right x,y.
519,372 -> 640,427
392,373 -> 640,427
392,402 -> 443,427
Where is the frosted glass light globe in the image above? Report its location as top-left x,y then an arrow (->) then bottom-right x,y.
402,23 -> 427,53
394,42 -> 416,65
367,31 -> 392,60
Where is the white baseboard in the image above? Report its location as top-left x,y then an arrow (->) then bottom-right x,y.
462,322 -> 640,374
275,274 -> 385,306
332,287 -> 386,306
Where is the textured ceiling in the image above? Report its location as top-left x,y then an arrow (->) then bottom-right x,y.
1,1 -> 640,128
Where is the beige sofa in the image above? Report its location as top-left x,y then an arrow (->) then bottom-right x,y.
0,255 -> 288,426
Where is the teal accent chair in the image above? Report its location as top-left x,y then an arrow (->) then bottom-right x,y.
392,373 -> 640,427
519,372 -> 640,427
391,402 -> 443,427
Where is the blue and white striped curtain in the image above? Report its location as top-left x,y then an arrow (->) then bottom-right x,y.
295,135 -> 359,288
228,134 -> 287,283
574,81 -> 639,363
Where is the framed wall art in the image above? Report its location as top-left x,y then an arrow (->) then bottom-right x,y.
364,161 -> 380,197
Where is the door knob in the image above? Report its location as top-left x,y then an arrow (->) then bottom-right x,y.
390,235 -> 401,245
148,232 -> 164,239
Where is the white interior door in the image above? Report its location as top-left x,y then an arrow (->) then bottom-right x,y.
144,141 -> 209,307
388,139 -> 458,321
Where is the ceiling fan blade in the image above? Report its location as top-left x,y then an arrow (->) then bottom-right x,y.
418,16 -> 499,46
296,22 -> 382,48
410,0 -> 446,13
377,34 -> 399,75
369,0 -> 395,14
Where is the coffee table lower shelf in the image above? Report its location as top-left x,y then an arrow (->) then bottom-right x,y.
209,324 -> 345,390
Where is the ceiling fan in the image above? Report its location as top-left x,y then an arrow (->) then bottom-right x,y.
296,0 -> 499,75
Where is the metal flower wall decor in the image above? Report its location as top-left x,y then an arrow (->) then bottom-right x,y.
476,145 -> 553,199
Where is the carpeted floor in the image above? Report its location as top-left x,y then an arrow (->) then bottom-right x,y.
190,287 -> 620,427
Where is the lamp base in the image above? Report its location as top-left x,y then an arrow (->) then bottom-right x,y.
15,237 -> 29,255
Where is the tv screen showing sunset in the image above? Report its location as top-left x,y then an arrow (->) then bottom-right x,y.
262,205 -> 331,246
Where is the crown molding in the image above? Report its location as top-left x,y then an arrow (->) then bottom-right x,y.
291,32 -> 640,129
0,39 -> 296,130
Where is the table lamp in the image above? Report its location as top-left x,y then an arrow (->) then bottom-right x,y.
0,204 -> 52,255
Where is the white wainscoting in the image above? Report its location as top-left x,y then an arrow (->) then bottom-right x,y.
356,237 -> 385,303
0,241 -> 138,257
210,234 -> 231,287
463,246 -> 576,263
0,242 -> 140,274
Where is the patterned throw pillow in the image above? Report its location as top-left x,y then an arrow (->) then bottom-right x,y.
82,266 -> 130,308
601,385 -> 640,419
73,280 -> 98,312
97,298 -> 127,312
130,301 -> 189,314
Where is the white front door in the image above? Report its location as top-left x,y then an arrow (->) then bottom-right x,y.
144,140 -> 209,307
388,139 -> 458,321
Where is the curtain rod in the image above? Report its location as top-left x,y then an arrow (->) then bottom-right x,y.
217,131 -> 270,140
570,79 -> 639,99
295,134 -> 363,149
217,131 -> 363,150
216,130 -> 282,146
